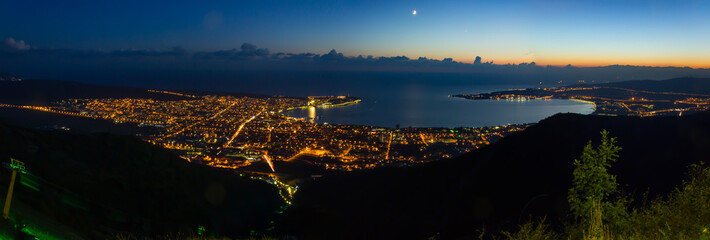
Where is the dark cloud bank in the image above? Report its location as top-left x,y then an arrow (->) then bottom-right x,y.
2,38 -> 710,93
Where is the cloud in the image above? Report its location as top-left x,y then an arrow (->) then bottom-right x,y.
2,38 -> 31,51
193,43 -> 270,60
110,47 -> 188,58
272,52 -> 318,61
240,43 -> 269,56
317,49 -> 346,61
241,43 -> 257,52
2,41 -> 710,85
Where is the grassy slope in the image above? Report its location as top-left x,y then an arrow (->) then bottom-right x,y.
0,121 -> 283,239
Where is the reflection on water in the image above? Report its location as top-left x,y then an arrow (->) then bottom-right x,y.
200,76 -> 596,128
308,106 -> 316,123
285,97 -> 594,128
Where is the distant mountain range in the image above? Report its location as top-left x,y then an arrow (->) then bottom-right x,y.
0,79 -> 190,106
2,77 -> 709,106
0,73 -> 20,81
0,79 -> 271,106
592,77 -> 710,95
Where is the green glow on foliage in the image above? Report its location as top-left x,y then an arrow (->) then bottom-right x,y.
61,195 -> 88,211
197,225 -> 206,236
6,216 -> 63,240
19,175 -> 40,192
21,225 -> 64,240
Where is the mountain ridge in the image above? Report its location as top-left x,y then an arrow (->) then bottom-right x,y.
280,112 -> 710,239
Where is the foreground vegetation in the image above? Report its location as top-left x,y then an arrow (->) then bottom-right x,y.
501,131 -> 710,240
135,130 -> 710,240
0,122 -> 284,239
2,114 -> 709,239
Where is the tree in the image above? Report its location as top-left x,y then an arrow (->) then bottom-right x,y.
568,130 -> 628,229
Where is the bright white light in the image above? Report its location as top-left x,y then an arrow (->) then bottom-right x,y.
412,10 -> 417,15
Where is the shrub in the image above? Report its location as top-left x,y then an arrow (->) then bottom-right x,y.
500,218 -> 557,240
568,130 -> 629,232
620,163 -> 710,239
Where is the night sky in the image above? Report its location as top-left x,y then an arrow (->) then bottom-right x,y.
3,0 -> 710,67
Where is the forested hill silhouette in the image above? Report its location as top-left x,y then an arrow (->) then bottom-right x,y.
0,79 -> 270,106
0,79 -> 191,105
279,112 -> 710,239
592,77 -> 710,94
0,120 -> 283,238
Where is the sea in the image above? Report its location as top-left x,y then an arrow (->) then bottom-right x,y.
126,71 -> 595,128
281,85 -> 594,128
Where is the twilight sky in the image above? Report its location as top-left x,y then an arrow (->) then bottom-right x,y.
2,0 -> 710,68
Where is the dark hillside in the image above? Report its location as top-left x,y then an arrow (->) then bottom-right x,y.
0,79 -> 192,105
280,112 -> 710,239
0,121 -> 283,238
597,77 -> 710,94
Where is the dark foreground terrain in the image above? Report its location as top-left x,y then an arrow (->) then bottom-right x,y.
279,112 -> 710,239
0,120 -> 283,239
0,78 -> 709,239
